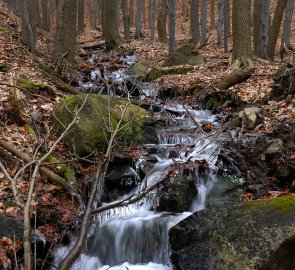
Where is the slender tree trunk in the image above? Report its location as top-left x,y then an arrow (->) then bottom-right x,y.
168,0 -> 176,54
135,0 -> 145,38
157,0 -> 168,42
266,0 -> 288,60
223,0 -> 229,52
21,0 -> 35,54
230,0 -> 254,70
122,0 -> 131,40
129,0 -> 134,26
217,0 -> 223,47
201,0 -> 207,46
77,0 -> 84,34
41,0 -> 50,31
147,0 -> 152,29
258,0 -> 270,58
89,0 -> 98,29
54,0 -> 77,72
281,0 -> 294,49
191,0 -> 200,45
253,0 -> 262,56
115,0 -> 120,28
210,0 -> 215,29
150,0 -> 157,40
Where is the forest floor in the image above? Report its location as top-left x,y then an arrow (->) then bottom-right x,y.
0,1 -> 294,267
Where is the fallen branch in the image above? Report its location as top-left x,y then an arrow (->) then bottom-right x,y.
76,41 -> 105,50
90,178 -> 166,215
37,67 -> 81,95
217,68 -> 254,90
0,139 -> 72,193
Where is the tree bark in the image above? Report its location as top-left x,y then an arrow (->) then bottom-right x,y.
223,0 -> 229,52
266,0 -> 288,60
201,0 -> 207,46
41,0 -> 50,31
54,0 -> 77,72
230,0 -> 254,71
122,0 -> 131,41
77,0 -> 84,34
157,0 -> 168,43
191,0 -> 200,45
168,0 -> 176,54
258,0 -> 270,58
210,0 -> 215,29
21,0 -> 36,53
217,0 -> 223,47
135,0 -> 145,38
150,0 -> 157,40
281,0 -> 294,49
253,0 -> 262,56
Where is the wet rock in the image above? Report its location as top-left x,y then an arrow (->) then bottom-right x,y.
129,59 -> 150,80
106,164 -> 140,197
157,176 -> 197,212
53,94 -> 149,156
162,44 -> 204,67
266,138 -> 283,156
238,107 -> 260,128
169,196 -> 295,270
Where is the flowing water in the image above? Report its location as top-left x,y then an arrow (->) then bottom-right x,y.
53,56 -> 222,270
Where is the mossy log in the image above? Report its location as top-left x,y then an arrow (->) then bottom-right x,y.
217,68 -> 253,90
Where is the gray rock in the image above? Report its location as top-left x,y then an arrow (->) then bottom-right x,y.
169,196 -> 295,270
266,138 -> 283,156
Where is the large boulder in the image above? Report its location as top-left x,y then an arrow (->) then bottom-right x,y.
53,94 -> 150,156
169,196 -> 295,270
162,44 -> 204,67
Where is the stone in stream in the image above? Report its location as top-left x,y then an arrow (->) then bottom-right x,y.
169,196 -> 295,270
53,94 -> 152,156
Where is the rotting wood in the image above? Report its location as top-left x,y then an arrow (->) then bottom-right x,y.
217,68 -> 254,90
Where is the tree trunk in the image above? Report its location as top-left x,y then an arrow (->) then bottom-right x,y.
210,0 -> 215,29
281,0 -> 294,49
191,0 -> 200,45
21,0 -> 35,54
230,0 -> 254,71
201,0 -> 207,46
122,0 -> 131,40
103,0 -> 121,50
266,0 -> 288,60
168,0 -> 176,54
223,0 -> 229,52
258,0 -> 270,58
253,0 -> 262,56
150,0 -> 157,40
129,0 -> 134,26
157,0 -> 168,43
54,0 -> 77,72
90,0 -> 98,29
135,0 -> 145,38
41,0 -> 50,31
217,0 -> 223,47
77,0 -> 84,34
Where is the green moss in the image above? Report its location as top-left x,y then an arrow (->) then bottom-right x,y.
46,155 -> 74,182
0,25 -> 9,32
24,124 -> 37,137
276,67 -> 288,77
247,196 -> 295,213
0,65 -> 8,72
183,79 -> 202,95
147,66 -> 193,81
64,96 -> 78,110
17,75 -> 47,91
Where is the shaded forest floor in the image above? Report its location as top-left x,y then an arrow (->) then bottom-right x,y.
0,0 -> 294,266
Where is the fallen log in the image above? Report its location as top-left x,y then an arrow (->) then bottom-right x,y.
0,139 -> 72,193
38,67 -> 81,95
217,68 -> 254,90
76,41 -> 105,50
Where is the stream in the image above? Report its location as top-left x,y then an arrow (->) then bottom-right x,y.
53,53 -> 222,270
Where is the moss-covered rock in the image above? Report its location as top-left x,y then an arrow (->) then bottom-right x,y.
53,94 -> 150,156
146,66 -> 193,81
169,196 -> 295,270
158,176 -> 197,212
129,59 -> 150,79
162,44 -> 204,67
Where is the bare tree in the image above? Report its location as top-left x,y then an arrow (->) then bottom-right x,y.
168,0 -> 176,54
122,0 -> 131,41
191,0 -> 200,45
77,0 -> 85,34
135,0 -> 145,38
281,0 -> 294,50
217,0 -> 223,47
21,0 -> 36,53
157,0 -> 168,43
258,0 -> 270,58
266,0 -> 288,60
150,0 -> 157,40
223,0 -> 229,52
201,0 -> 207,46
